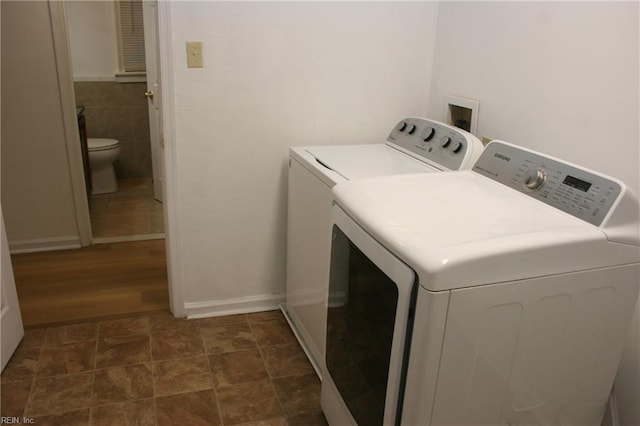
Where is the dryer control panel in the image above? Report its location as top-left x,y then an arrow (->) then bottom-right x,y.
387,117 -> 483,171
473,141 -> 623,226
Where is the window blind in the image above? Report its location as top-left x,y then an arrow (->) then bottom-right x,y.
117,0 -> 146,72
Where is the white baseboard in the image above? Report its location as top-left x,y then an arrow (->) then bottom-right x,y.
9,236 -> 81,254
92,233 -> 165,245
184,293 -> 285,319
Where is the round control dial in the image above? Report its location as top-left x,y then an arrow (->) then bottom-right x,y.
421,127 -> 435,141
452,141 -> 463,154
407,124 -> 417,135
397,122 -> 407,132
440,137 -> 451,148
524,167 -> 547,190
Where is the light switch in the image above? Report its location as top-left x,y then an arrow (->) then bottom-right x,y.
186,41 -> 203,68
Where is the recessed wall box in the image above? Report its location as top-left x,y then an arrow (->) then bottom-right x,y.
445,95 -> 479,136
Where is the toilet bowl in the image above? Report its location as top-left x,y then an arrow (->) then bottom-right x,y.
88,138 -> 121,194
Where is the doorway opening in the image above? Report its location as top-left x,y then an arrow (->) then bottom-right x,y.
2,0 -> 172,328
66,0 -> 164,244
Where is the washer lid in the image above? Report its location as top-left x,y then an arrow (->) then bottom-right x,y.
332,172 -> 639,291
88,138 -> 119,151
305,144 -> 440,181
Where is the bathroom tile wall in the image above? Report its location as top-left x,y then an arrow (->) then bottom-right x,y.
74,81 -> 152,179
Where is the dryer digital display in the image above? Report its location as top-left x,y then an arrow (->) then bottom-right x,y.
562,175 -> 592,192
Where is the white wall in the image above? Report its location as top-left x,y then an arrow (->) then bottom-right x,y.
1,1 -> 82,252
165,2 -> 439,312
65,0 -> 119,79
429,2 -> 639,425
429,1 -> 639,194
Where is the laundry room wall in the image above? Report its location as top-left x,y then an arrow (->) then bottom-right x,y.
428,2 -> 639,194
163,2 -> 438,313
427,2 -> 639,425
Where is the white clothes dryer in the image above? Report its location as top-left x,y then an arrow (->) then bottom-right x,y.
284,118 -> 484,376
322,141 -> 640,425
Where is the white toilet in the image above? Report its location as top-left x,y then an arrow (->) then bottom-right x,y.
88,138 -> 121,195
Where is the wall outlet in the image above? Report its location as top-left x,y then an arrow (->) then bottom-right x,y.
186,41 -> 203,68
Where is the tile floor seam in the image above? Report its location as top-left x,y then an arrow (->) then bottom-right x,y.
22,341 -> 45,419
26,371 -> 93,418
256,344 -> 289,423
218,314 -> 280,425
99,331 -> 152,339
150,347 -> 159,426
147,323 -> 154,364
98,322 -> 152,339
196,317 -> 208,360
91,395 -> 155,409
256,346 -> 274,381
88,358 -> 97,421
21,379 -> 35,420
152,354 -> 214,398
200,327 -> 225,426
245,318 -> 262,350
92,361 -> 150,375
152,398 -> 159,426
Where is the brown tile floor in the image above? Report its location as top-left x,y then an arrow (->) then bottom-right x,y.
90,177 -> 164,240
1,310 -> 327,426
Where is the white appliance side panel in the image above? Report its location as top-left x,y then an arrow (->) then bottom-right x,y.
431,265 -> 640,426
401,288 -> 450,425
285,157 -> 334,374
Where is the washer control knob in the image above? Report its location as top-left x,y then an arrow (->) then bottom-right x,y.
452,141 -> 463,153
421,127 -> 435,141
398,122 -> 407,132
441,137 -> 451,148
407,124 -> 417,135
524,167 -> 547,190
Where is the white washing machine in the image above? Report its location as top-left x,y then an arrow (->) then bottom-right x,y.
322,141 -> 640,425
284,117 -> 484,376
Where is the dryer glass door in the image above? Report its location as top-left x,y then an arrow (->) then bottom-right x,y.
323,205 -> 415,426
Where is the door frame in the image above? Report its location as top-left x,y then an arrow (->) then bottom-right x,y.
143,0 -> 164,203
156,1 -> 184,317
49,0 -> 185,317
49,1 -> 92,247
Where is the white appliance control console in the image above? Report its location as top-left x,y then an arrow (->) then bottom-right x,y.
387,117 -> 482,171
473,141 -> 625,226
